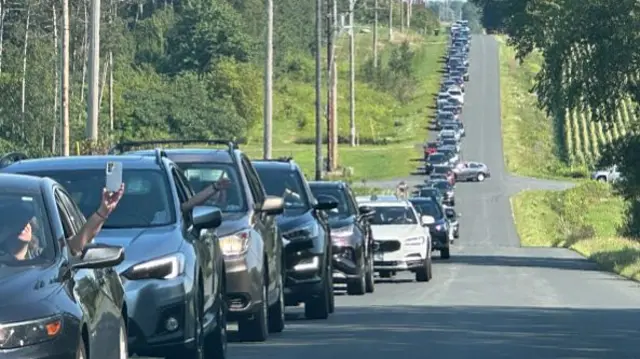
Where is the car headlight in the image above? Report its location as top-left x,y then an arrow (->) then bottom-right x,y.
405,237 -> 425,245
0,315 -> 62,349
434,224 -> 444,231
293,256 -> 320,271
123,253 -> 185,280
332,224 -> 354,237
219,231 -> 250,256
283,222 -> 319,240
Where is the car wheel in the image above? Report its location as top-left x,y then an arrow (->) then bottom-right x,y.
118,316 -> 128,359
238,276 -> 268,342
206,292 -> 227,359
76,338 -> 87,359
346,253 -> 366,295
267,273 -> 285,333
440,248 -> 451,259
476,173 -> 485,182
304,268 -> 330,320
365,255 -> 375,293
328,273 -> 335,314
415,255 -> 431,282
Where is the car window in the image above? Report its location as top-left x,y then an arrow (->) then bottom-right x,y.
255,166 -> 310,211
432,181 -> 450,190
241,156 -> 266,206
23,169 -> 176,228
0,192 -> 55,264
370,206 -> 417,225
470,163 -> 479,168
179,162 -> 247,212
310,186 -> 355,218
410,200 -> 443,220
56,189 -> 85,233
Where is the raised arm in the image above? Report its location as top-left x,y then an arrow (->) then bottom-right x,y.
67,184 -> 124,255
180,178 -> 232,212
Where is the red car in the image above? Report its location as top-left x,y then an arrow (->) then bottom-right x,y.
423,142 -> 438,158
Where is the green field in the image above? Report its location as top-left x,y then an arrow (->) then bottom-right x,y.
499,37 -> 640,281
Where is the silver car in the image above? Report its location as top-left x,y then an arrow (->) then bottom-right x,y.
452,161 -> 491,182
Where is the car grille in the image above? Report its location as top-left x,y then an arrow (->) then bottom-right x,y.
373,240 -> 401,253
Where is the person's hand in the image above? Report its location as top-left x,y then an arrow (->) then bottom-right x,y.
99,183 -> 125,217
214,178 -> 232,190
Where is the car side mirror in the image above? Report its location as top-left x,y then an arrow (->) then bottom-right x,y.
421,215 -> 435,226
193,205 -> 222,230
315,200 -> 338,211
261,196 -> 284,215
358,205 -> 375,218
72,243 -> 124,270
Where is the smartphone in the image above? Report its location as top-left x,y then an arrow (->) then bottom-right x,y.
105,161 -> 123,192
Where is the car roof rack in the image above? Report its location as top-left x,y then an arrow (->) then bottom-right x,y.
108,139 -> 238,155
0,152 -> 28,169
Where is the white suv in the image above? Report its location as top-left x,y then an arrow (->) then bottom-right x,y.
366,199 -> 433,282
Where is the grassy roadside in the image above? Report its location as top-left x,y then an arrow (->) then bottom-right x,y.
244,29 -> 446,180
499,37 -> 640,280
497,37 -> 577,180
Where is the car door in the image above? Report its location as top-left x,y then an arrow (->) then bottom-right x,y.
54,189 -> 114,359
241,155 -> 280,299
347,186 -> 371,255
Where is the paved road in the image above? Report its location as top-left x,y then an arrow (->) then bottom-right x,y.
225,35 -> 640,359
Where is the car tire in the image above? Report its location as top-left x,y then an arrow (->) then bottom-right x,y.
365,256 -> 375,293
238,277 -> 268,342
328,272 -> 335,314
304,269 -> 330,320
476,173 -> 485,182
450,199 -> 456,206
415,255 -> 432,282
206,293 -> 227,359
346,252 -> 366,295
76,338 -> 87,359
267,274 -> 285,333
440,248 -> 450,259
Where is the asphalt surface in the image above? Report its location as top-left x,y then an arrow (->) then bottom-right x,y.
147,35 -> 640,359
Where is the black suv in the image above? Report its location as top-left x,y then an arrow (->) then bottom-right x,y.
409,197 -> 450,259
427,179 -> 455,206
1,151 -> 227,358
116,140 -> 286,342
309,181 -> 376,295
253,159 -> 337,319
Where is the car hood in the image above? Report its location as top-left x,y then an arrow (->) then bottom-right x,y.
276,210 -> 314,233
371,225 -> 423,240
95,226 -> 182,273
216,212 -> 250,237
0,265 -> 61,322
327,216 -> 355,229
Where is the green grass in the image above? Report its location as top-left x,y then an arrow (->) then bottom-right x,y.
244,28 -> 446,180
497,37 -> 582,179
511,182 -> 640,281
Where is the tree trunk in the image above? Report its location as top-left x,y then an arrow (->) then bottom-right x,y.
20,5 -> 31,140
0,0 -> 6,74
62,0 -> 70,156
52,4 -> 59,154
80,0 -> 88,104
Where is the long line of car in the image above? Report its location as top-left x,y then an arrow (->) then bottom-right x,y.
0,20 -> 475,359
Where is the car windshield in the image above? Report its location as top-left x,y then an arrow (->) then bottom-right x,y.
439,113 -> 454,120
449,90 -> 462,96
431,181 -> 451,191
370,206 -> 417,225
441,131 -> 455,137
429,154 -> 445,162
418,188 -> 439,198
179,162 -> 247,212
309,186 -> 355,218
255,167 -> 310,211
432,166 -> 450,174
409,200 -> 443,220
0,192 -> 55,265
443,139 -> 457,145
23,169 -> 175,228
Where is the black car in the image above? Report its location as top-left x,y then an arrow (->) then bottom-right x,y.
119,139 -> 286,342
428,179 -> 455,206
309,181 -> 376,295
427,152 -> 448,168
0,173 -> 127,359
1,152 -> 227,358
408,197 -> 450,259
253,159 -> 337,319
412,186 -> 444,205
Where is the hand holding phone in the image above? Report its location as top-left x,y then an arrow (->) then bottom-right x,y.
106,161 -> 123,193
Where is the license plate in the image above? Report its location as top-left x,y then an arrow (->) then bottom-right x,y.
375,252 -> 384,261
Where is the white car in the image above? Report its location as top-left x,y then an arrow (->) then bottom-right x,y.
367,199 -> 433,282
447,86 -> 464,104
438,129 -> 459,142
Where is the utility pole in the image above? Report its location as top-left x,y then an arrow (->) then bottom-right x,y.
373,0 -> 378,68
86,0 -> 101,145
348,0 -> 356,146
314,0 -> 322,180
326,0 -> 333,172
263,0 -> 274,159
407,0 -> 411,29
61,0 -> 70,156
329,0 -> 338,170
388,0 -> 393,40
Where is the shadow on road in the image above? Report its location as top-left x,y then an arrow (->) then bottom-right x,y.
228,305 -> 640,358
449,254 -> 598,271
